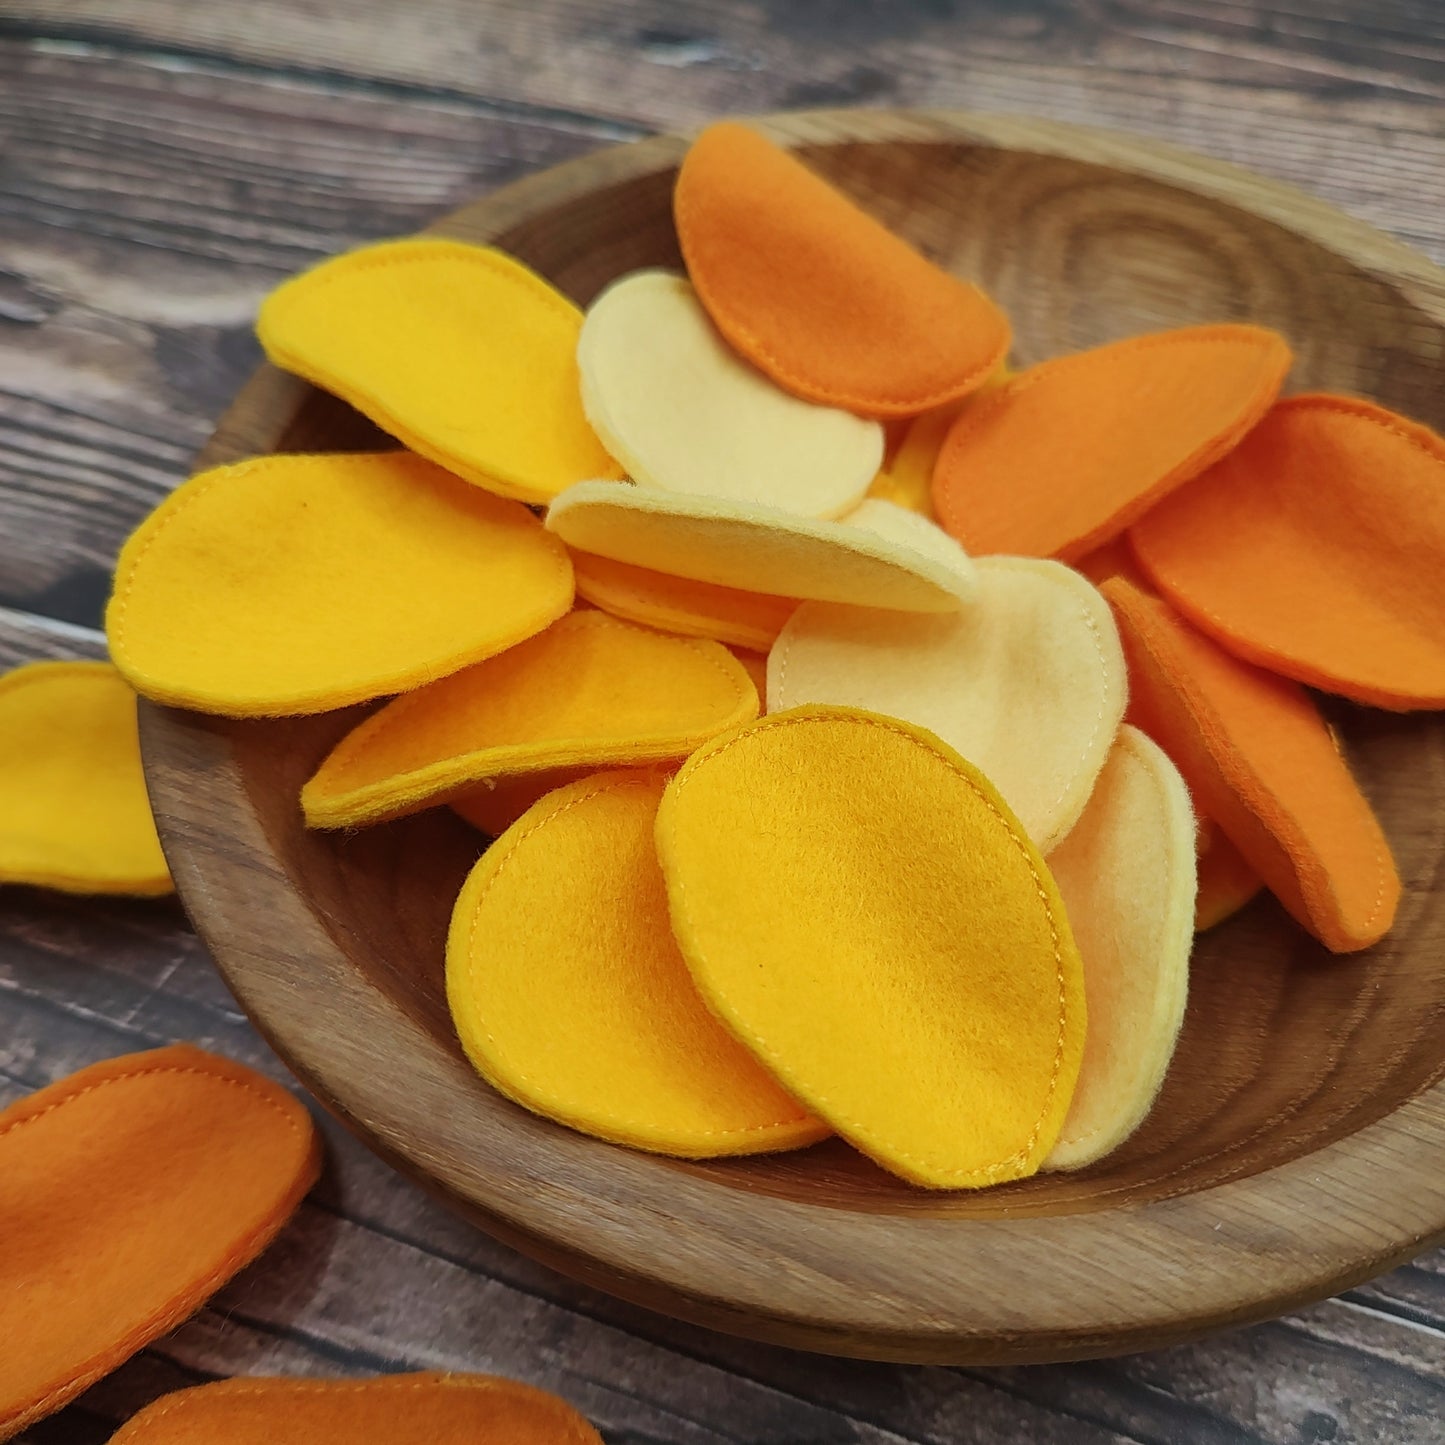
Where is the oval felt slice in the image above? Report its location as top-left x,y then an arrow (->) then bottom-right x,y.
1044,727 -> 1195,1171
932,324 -> 1291,561
655,706 -> 1087,1189
675,123 -> 1011,417
767,557 -> 1125,851
1102,576 -> 1399,953
447,770 -> 826,1158
1130,394 -> 1445,710
0,662 -> 171,896
303,611 -> 757,828
0,1045 -> 320,1441
1195,816 -> 1263,932
547,484 -> 975,613
578,270 -> 883,517
451,766 -> 596,839
257,238 -> 620,504
108,452 -> 573,717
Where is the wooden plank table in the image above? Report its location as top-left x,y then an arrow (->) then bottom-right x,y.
3,2 -> 1443,1439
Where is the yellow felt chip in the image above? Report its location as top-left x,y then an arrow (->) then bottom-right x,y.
0,662 -> 171,896
547,484 -> 975,613
1195,816 -> 1264,931
446,770 -> 827,1158
304,611 -> 757,828
655,706 -> 1087,1188
108,452 -> 573,717
767,557 -> 1126,851
578,271 -> 883,518
1043,727 -> 1195,1170
257,238 -> 621,504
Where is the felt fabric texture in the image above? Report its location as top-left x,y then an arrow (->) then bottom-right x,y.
451,766 -> 596,838
1043,727 -> 1195,1170
303,611 -> 757,828
108,452 -> 573,717
1129,394 -> 1445,710
654,705 -> 1087,1189
932,325 -> 1292,561
1102,577 -> 1399,953
0,662 -> 171,896
1195,815 -> 1264,931
767,557 -> 1126,852
578,270 -> 883,517
570,547 -> 797,651
675,123 -> 1011,417
547,484 -> 976,613
106,1373 -> 603,1444
0,1045 -> 320,1442
256,238 -> 620,504
730,646 -> 769,705
447,770 -> 827,1158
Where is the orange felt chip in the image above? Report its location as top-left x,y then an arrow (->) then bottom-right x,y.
675,122 -> 1011,417
1195,815 -> 1263,931
0,1045 -> 320,1441
1130,394 -> 1445,710
1102,577 -> 1399,953
932,325 -> 1292,561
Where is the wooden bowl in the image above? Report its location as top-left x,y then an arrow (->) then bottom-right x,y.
141,110 -> 1445,1364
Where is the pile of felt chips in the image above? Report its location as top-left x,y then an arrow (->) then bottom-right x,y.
100,121 -> 1444,1191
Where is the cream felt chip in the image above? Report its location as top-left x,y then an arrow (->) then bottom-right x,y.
546,484 -> 975,613
1043,727 -> 1195,1170
767,557 -> 1126,851
578,271 -> 883,518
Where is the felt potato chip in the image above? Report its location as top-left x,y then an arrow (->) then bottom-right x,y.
1195,816 -> 1263,931
655,706 -> 1086,1188
257,238 -> 620,504
0,661 -> 171,896
675,123 -> 1011,417
547,484 -> 975,613
932,325 -> 1291,561
1103,577 -> 1399,953
769,558 -> 1125,851
108,452 -> 573,717
0,1045 -> 319,1441
578,270 -> 883,517
570,547 -> 797,651
1130,395 -> 1445,710
1044,727 -> 1195,1170
304,611 -> 757,828
730,646 -> 768,704
107,1372 -> 604,1445
447,770 -> 826,1158
451,766 -> 595,838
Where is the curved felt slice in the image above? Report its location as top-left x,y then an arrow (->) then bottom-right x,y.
578,270 -> 883,517
447,770 -> 826,1158
304,611 -> 757,828
547,484 -> 975,613
655,706 -> 1087,1189
730,646 -> 768,705
767,557 -> 1126,851
675,123 -> 1011,417
1043,727 -> 1195,1171
570,547 -> 797,651
107,1372 -> 604,1445
932,324 -> 1292,561
0,1045 -> 320,1441
1130,394 -> 1445,710
257,238 -> 620,504
108,452 -> 573,717
451,765 -> 596,838
1195,815 -> 1264,931
1102,576 -> 1399,953
0,662 -> 171,896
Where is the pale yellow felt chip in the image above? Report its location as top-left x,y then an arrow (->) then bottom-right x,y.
256,238 -> 621,504
767,557 -> 1126,851
1043,727 -> 1195,1170
0,662 -> 171,896
107,452 -> 573,717
446,770 -> 827,1158
547,484 -> 975,613
579,270 -> 883,518
303,611 -> 757,828
655,705 -> 1087,1189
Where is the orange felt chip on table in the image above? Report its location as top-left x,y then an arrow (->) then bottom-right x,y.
675,122 -> 1011,417
1195,815 -> 1263,931
932,325 -> 1292,561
